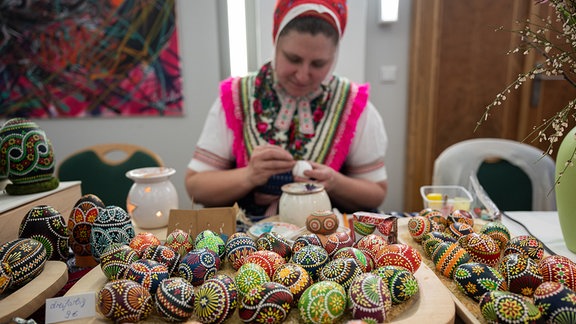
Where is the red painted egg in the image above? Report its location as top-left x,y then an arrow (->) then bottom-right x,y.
407,216 -> 432,243
97,279 -> 153,323
244,250 -> 286,278
324,231 -> 354,257
68,194 -> 105,267
354,234 -> 388,261
458,232 -> 500,267
239,282 -> 293,324
374,243 -> 422,274
538,255 -> 576,291
129,232 -> 161,257
256,231 -> 292,261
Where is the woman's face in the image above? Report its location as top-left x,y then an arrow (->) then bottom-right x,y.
274,30 -> 337,97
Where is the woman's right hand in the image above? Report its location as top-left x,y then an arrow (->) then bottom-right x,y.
247,145 -> 295,186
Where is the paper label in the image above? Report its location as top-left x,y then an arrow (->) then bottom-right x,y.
45,292 -> 96,323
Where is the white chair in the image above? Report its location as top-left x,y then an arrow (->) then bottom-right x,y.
432,138 -> 556,211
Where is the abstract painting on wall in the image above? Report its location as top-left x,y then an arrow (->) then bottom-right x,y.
0,0 -> 182,118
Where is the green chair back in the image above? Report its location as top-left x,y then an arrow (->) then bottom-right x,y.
477,159 -> 533,211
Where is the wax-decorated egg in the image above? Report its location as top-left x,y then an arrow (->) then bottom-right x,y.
235,262 -> 270,296
68,194 -> 105,267
194,274 -> 238,324
225,232 -> 257,270
374,243 -> 422,274
141,244 -> 180,275
503,235 -> 545,262
447,209 -> 474,227
479,290 -> 542,323
479,221 -> 511,249
0,261 -> 11,294
178,248 -> 220,286
256,231 -> 292,261
97,279 -> 153,323
420,231 -> 456,259
298,281 -> 347,323
272,263 -> 313,305
292,233 -> 322,253
354,234 -> 388,261
244,250 -> 286,278
457,232 -> 500,267
99,243 -> 139,280
18,205 -> 68,261
319,258 -> 363,290
129,232 -> 161,257
306,210 -> 339,235
291,244 -> 330,281
407,216 -> 433,243
499,253 -> 543,297
431,242 -> 471,279
164,229 -> 194,257
538,255 -> 576,291
125,259 -> 169,294
420,209 -> 447,230
533,281 -> 576,323
324,231 -> 354,257
453,262 -> 507,302
239,282 -> 293,323
372,265 -> 419,304
333,247 -> 370,272
348,273 -> 392,323
0,238 -> 46,289
195,230 -> 226,259
90,206 -> 135,262
155,277 -> 195,322
444,222 -> 473,239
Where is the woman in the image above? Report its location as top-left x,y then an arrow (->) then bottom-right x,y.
186,0 -> 388,219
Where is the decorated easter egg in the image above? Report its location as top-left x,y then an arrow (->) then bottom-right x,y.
324,231 -> 354,257
225,232 -> 257,270
239,282 -> 293,323
195,230 -> 226,259
194,275 -> 238,324
479,221 -> 511,249
292,233 -> 322,253
420,209 -> 447,230
306,210 -> 339,235
407,216 -> 433,243
348,273 -> 392,323
319,258 -> 363,290
235,262 -> 270,296
90,206 -> 135,262
125,259 -> 169,294
129,232 -> 161,256
453,262 -> 507,301
431,242 -> 471,279
68,194 -> 105,267
244,250 -> 286,278
155,277 -> 195,322
457,232 -> 500,267
533,281 -> 576,323
479,290 -> 542,323
420,231 -> 456,258
0,261 -> 12,294
178,248 -> 220,286
19,205 -> 68,261
374,243 -> 422,274
164,229 -> 194,257
141,244 -> 180,275
298,281 -> 347,323
97,279 -> 153,323
499,253 -> 543,297
503,235 -> 545,262
99,243 -> 139,280
445,222 -> 473,239
333,247 -> 371,272
272,263 -> 313,305
0,238 -> 47,289
256,231 -> 292,261
354,234 -> 388,261
539,255 -> 576,291
447,209 -> 474,226
372,265 -> 419,304
291,244 -> 330,281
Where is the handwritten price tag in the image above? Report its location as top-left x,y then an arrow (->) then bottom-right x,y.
45,292 -> 96,323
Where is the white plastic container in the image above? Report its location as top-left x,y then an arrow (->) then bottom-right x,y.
420,185 -> 473,216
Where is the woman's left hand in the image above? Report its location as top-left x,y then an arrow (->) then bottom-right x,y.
296,161 -> 339,192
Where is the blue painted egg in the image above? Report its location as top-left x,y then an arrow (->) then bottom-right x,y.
235,262 -> 270,296
90,206 -> 135,262
374,243 -> 422,274
256,231 -> 292,261
178,248 -> 220,286
319,258 -> 363,290
0,238 -> 47,289
354,234 -> 388,262
194,274 -> 239,324
444,222 -> 473,239
225,232 -> 257,270
291,244 -> 330,281
125,259 -> 169,294
141,244 -> 180,275
533,281 -> 576,323
155,277 -> 195,322
479,290 -> 542,323
453,262 -> 507,301
19,205 -> 68,261
239,282 -> 293,324
348,273 -> 392,323
499,253 -> 543,297
99,243 -> 139,280
372,265 -> 419,304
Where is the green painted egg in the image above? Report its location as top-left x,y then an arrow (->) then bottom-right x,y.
235,262 -> 270,296
298,281 -> 347,324
479,290 -> 541,323
372,265 -> 419,304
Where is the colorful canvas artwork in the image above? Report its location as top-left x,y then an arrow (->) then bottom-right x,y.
0,0 -> 182,118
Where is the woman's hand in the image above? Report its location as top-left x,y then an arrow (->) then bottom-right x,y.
247,145 -> 295,186
300,161 -> 339,191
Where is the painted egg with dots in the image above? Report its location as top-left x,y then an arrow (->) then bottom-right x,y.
407,216 -> 432,243
235,262 -> 270,296
479,290 -> 542,323
256,231 -> 292,261
225,232 -> 257,270
499,253 -> 543,297
90,206 -> 135,262
141,244 -> 180,275
0,261 -> 11,294
155,277 -> 195,322
420,209 -> 447,230
538,254 -> 576,291
0,238 -> 47,289
447,209 -> 474,227
272,263 -> 313,305
164,229 -> 194,257
292,233 -> 322,253
125,259 -> 169,294
129,232 -> 161,257
324,231 -> 354,257
458,232 -> 501,267
194,274 -> 238,324
319,258 -> 363,290
68,194 -> 105,266
354,233 -> 388,261
445,222 -> 473,239
372,265 -> 419,304
431,242 -> 471,279
290,244 -> 330,281
195,230 -> 226,259
178,248 -> 220,286
348,273 -> 392,323
479,221 -> 511,249
18,205 -> 68,261
298,281 -> 347,323
374,243 -> 422,274
99,243 -> 139,280
306,210 -> 339,235
97,279 -> 153,323
503,235 -> 545,262
533,281 -> 576,323
244,250 -> 286,278
453,262 -> 507,302
333,247 -> 371,272
239,282 -> 293,324
420,231 -> 456,259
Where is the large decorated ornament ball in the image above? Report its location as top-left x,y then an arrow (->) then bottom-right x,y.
533,281 -> 576,323
319,258 -> 363,290
90,206 -> 135,262
97,279 -> 153,323
18,205 -> 68,261
239,282 -> 293,324
99,243 -> 139,280
141,244 -> 180,275
298,281 -> 347,324
498,253 -> 543,297
348,273 -> 392,323
195,230 -> 226,259
155,277 -> 195,322
129,232 -> 161,257
479,290 -> 542,323
194,274 -> 239,324
164,229 -> 194,257
225,232 -> 257,270
244,250 -> 286,279
0,238 -> 47,289
372,265 -> 419,304
235,262 -> 270,296
68,194 -> 105,267
291,244 -> 330,281
125,259 -> 169,294
538,254 -> 576,291
256,231 -> 292,261
272,263 -> 313,305
374,243 -> 422,274
178,248 -> 220,286
453,262 -> 507,302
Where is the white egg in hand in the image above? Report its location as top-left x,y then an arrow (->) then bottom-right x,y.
292,160 -> 313,178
